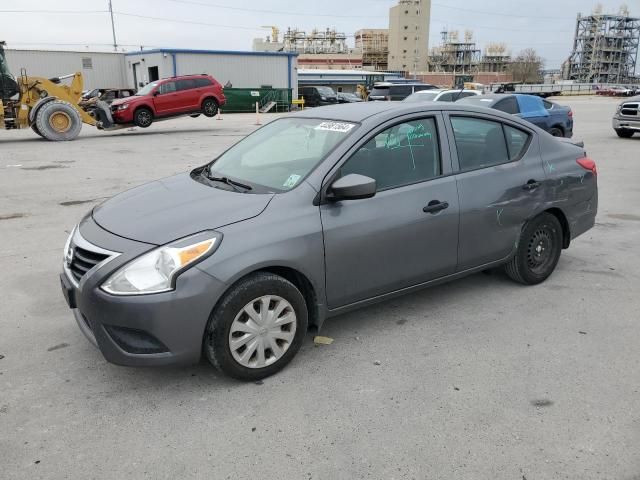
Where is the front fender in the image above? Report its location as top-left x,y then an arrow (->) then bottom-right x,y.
28,96 -> 56,123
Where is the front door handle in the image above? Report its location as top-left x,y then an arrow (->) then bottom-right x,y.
423,200 -> 449,214
523,179 -> 541,191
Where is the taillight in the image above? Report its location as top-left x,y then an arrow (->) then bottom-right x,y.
568,110 -> 573,118
577,157 -> 597,176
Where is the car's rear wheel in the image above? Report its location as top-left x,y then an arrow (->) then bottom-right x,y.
133,107 -> 153,128
203,272 -> 308,381
615,129 -> 634,138
549,127 -> 564,137
202,98 -> 219,117
504,213 -> 563,285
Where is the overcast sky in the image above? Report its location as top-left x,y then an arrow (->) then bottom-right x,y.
2,0 -> 639,69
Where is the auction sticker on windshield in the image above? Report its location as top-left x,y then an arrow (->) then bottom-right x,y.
315,121 -> 356,133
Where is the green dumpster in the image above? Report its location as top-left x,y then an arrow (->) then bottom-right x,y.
222,88 -> 292,113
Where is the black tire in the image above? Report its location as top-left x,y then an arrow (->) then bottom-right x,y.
504,213 -> 563,285
202,98 -> 219,117
549,127 -> 564,137
615,129 -> 634,138
203,272 -> 308,381
190,113 -> 201,118
133,107 -> 153,128
30,123 -> 44,138
34,100 -> 82,141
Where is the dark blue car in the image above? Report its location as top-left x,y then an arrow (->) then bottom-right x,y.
458,94 -> 573,138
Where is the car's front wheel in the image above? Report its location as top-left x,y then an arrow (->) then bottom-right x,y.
504,213 -> 563,285
133,107 -> 153,128
615,128 -> 634,138
204,272 -> 308,380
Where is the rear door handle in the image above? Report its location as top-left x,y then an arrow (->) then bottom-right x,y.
423,200 -> 449,214
523,180 -> 541,191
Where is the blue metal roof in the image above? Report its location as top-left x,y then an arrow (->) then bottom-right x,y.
125,48 -> 298,58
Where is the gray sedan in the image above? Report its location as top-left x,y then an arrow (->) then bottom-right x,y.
60,102 -> 598,380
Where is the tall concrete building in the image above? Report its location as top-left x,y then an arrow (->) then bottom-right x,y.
387,0 -> 431,72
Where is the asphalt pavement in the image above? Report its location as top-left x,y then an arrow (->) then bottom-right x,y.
1,98 -> 639,480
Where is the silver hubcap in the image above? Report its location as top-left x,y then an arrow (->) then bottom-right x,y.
229,295 -> 297,369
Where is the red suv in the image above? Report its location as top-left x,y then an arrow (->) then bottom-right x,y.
110,74 -> 226,128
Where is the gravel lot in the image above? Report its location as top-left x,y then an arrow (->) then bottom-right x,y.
1,97 -> 639,480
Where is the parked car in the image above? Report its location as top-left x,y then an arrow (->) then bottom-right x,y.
109,74 -> 226,128
299,86 -> 338,107
612,94 -> 640,138
368,82 -> 437,101
80,88 -> 136,113
337,92 -> 363,103
60,102 -> 597,380
403,89 -> 481,103
457,94 -> 573,137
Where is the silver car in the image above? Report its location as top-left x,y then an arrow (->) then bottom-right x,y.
613,95 -> 640,138
60,102 -> 598,380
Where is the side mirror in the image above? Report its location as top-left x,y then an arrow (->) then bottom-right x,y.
153,90 -> 160,96
329,174 -> 376,201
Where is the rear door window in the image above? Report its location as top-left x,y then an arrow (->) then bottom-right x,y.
451,117 -> 510,170
493,96 -> 519,114
504,125 -> 530,160
177,79 -> 197,91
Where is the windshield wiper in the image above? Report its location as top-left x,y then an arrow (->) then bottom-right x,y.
205,171 -> 253,191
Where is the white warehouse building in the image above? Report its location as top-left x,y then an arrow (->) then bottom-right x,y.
5,49 -> 128,88
5,48 -> 298,96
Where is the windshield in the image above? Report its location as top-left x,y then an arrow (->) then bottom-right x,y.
135,82 -> 159,96
0,48 -> 11,77
316,86 -> 336,96
404,92 -> 439,102
208,118 -> 356,192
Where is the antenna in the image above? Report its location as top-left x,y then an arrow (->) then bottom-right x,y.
108,0 -> 118,51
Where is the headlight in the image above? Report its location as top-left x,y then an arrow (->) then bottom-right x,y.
101,232 -> 222,295
321,96 -> 327,100
118,104 -> 130,110
616,104 -> 622,112
63,226 -> 76,267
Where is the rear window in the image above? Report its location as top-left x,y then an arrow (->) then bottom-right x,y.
195,77 -> 213,88
493,97 -> 519,114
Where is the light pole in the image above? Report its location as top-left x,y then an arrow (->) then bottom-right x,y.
108,0 -> 118,51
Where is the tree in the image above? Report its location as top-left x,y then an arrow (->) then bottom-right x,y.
509,49 -> 544,83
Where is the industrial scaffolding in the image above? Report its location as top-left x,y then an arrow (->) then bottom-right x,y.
355,29 -> 389,71
429,31 -> 511,75
281,28 -> 349,54
566,8 -> 640,84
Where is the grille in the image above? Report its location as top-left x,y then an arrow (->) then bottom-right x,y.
621,103 -> 639,116
69,245 -> 109,283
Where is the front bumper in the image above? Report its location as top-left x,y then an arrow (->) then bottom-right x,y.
111,108 -> 134,124
613,115 -> 640,131
60,217 -> 227,367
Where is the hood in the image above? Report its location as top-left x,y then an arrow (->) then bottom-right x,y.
111,97 -> 139,107
92,172 -> 273,245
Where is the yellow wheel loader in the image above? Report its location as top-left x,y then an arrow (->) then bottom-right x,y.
0,41 -> 108,141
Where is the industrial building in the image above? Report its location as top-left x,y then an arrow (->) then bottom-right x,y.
253,28 -> 363,70
4,49 -> 128,89
564,7 -> 640,84
355,29 -> 389,71
4,47 -> 298,96
124,49 -> 297,94
387,0 -> 431,72
426,30 -> 512,85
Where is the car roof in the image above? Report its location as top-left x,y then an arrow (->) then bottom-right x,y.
373,82 -> 432,87
289,101 -> 531,124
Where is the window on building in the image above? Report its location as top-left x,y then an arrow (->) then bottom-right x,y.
340,117 -> 441,191
81,57 -> 93,70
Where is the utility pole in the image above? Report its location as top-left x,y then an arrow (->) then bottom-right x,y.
108,0 -> 118,51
